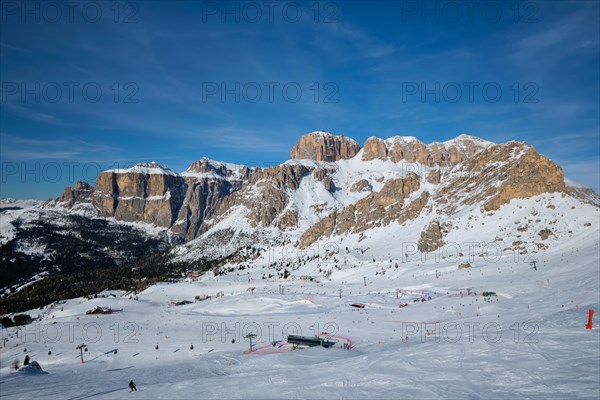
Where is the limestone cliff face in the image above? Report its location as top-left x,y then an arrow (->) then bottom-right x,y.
87,159 -> 313,236
172,177 -> 234,240
436,142 -> 565,213
60,181 -> 93,207
172,159 -> 247,240
250,164 -> 310,191
483,146 -> 565,211
92,163 -> 186,227
311,168 -> 336,192
290,131 -> 360,161
362,134 -> 491,166
362,137 -> 388,161
215,164 -> 310,229
300,174 -> 423,246
426,170 -> 441,185
93,172 -> 119,217
61,132 -> 581,251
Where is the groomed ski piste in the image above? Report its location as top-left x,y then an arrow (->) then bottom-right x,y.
1,194 -> 599,399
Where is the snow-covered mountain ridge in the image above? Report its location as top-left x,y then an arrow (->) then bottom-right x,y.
60,131 -> 593,241
1,132 -> 599,399
1,131 -> 598,297
73,132 -> 597,253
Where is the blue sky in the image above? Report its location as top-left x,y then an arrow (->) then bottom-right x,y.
1,0 -> 598,199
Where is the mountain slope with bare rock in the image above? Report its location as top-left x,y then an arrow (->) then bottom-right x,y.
1,131 -> 598,301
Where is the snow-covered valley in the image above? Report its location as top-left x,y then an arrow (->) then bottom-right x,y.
1,193 -> 598,399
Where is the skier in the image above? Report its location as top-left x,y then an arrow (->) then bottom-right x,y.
129,380 -> 137,392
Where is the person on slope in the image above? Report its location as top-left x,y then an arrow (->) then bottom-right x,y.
129,380 -> 137,392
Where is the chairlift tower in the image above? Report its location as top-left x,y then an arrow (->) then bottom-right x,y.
76,343 -> 87,364
530,260 -> 538,270
244,333 -> 257,353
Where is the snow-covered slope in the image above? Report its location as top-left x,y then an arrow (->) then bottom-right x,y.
1,206 -> 598,398
0,199 -> 42,245
3,133 -> 597,298
0,198 -> 171,294
1,131 -> 599,398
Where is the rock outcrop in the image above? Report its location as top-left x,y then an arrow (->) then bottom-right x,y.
92,163 -> 186,227
435,142 -> 565,213
172,177 -> 234,240
172,159 -> 249,239
426,170 -> 441,185
565,184 -> 600,207
277,210 -> 299,231
350,179 -> 372,193
418,220 -> 449,252
213,164 -> 311,230
362,137 -> 388,161
290,131 -> 360,162
58,131 -> 585,252
397,191 -> 430,225
300,174 -> 422,246
362,134 -> 492,166
312,168 -> 336,192
483,145 -> 565,211
60,181 -> 93,207
539,228 -> 553,240
251,164 -> 310,191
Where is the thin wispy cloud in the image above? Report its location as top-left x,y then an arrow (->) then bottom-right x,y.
0,133 -> 120,160
560,160 -> 600,191
197,127 -> 293,153
0,1 -> 597,198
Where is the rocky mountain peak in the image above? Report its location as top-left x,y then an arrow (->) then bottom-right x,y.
59,181 -> 93,207
92,161 -> 185,227
290,131 -> 360,162
55,131 -> 592,250
185,158 -> 226,175
362,134 -> 493,166
107,162 -> 177,176
435,141 -> 566,213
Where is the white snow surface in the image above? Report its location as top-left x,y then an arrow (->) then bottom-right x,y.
1,194 -> 599,399
105,162 -> 177,176
1,137 -> 599,399
0,200 -> 42,245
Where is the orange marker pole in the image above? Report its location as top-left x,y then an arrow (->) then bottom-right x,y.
586,309 -> 594,330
